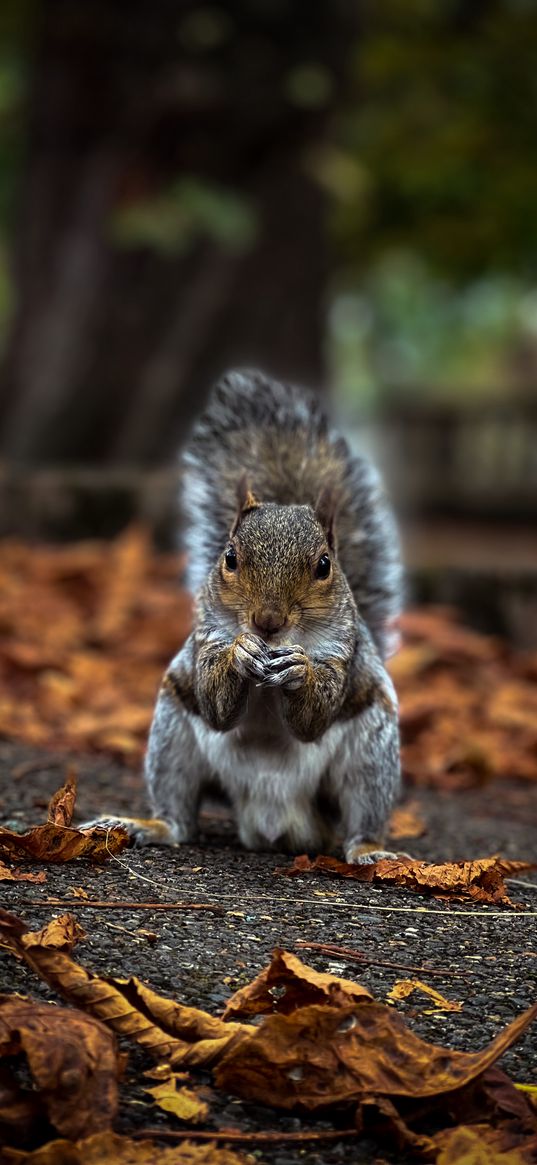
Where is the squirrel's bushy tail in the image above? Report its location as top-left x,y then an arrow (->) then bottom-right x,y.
181,369 -> 402,659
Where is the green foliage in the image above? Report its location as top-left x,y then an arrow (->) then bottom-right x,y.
111,178 -> 257,255
328,252 -> 537,410
332,0 -> 537,279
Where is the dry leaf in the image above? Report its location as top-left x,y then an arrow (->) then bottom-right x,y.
22,914 -> 86,952
0,994 -> 119,1141
216,1000 -> 537,1110
387,979 -> 462,1012
388,804 -> 427,840
436,1125 -> 532,1164
0,909 -> 252,1069
2,1132 -> 247,1164
278,853 -> 535,907
0,861 -> 46,884
222,948 -> 371,1020
0,778 -> 130,864
356,1092 -> 437,1157
144,1076 -> 209,1123
47,774 -> 77,827
2,916 -> 536,1161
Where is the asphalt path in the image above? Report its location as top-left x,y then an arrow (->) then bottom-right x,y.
1,743 -> 536,1164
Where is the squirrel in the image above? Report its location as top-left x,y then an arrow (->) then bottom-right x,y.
87,370 -> 403,863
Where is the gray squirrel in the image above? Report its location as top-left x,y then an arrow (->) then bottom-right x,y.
87,370 -> 403,862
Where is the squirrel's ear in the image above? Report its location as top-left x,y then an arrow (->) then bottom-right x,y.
315,485 -> 339,550
230,473 -> 261,536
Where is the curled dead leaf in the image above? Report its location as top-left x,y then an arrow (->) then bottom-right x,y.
0,994 -> 119,1141
216,1000 -> 537,1111
278,853 -> 535,907
0,909 -> 252,1069
22,914 -> 86,952
0,778 -> 130,864
222,948 -> 371,1020
47,774 -> 77,827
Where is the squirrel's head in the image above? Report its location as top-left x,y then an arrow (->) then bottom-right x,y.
213,476 -> 351,643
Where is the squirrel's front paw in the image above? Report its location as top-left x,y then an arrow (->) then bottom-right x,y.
232,632 -> 270,682
261,644 -> 311,691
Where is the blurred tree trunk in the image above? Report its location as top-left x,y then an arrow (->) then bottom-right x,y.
0,0 -> 357,465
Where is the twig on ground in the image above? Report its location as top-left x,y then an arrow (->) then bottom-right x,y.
3,898 -> 224,914
134,1127 -> 358,1145
295,940 -> 469,978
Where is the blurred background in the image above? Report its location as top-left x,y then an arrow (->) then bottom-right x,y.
0,0 -> 535,640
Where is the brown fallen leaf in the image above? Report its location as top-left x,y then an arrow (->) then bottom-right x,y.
277,853 -> 535,907
387,979 -> 463,1013
22,914 -> 86,952
0,819 -> 130,864
388,803 -> 427,840
436,1125 -> 532,1164
144,1076 -> 209,1123
356,1092 -> 437,1158
0,778 -> 130,864
216,1000 -> 537,1110
222,948 -> 371,1020
2,1132 -> 247,1164
47,773 -> 77,827
2,915 -> 536,1160
0,909 -> 252,1068
357,1061 -> 537,1162
0,860 -> 46,884
0,994 -> 119,1141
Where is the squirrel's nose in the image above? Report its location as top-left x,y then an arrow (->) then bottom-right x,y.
252,609 -> 287,637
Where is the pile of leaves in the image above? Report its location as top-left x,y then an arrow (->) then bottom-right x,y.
391,609 -> 537,787
0,528 -> 191,759
0,916 -> 536,1164
0,530 -> 535,790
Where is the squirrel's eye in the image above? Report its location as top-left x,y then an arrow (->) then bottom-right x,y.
315,554 -> 331,580
224,547 -> 237,571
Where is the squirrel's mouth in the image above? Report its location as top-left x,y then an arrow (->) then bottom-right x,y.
250,620 -> 290,643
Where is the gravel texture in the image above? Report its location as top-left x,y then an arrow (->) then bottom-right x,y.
0,742 -> 536,1164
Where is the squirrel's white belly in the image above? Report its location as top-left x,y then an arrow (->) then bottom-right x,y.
190,684 -> 347,850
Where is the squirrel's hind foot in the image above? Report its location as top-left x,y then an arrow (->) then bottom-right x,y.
345,840 -> 413,865
78,815 -> 179,847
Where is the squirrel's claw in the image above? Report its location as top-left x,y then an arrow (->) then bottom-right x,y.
233,632 -> 270,681
259,648 -> 309,691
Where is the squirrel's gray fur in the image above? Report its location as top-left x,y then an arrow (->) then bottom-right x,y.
83,370 -> 402,862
